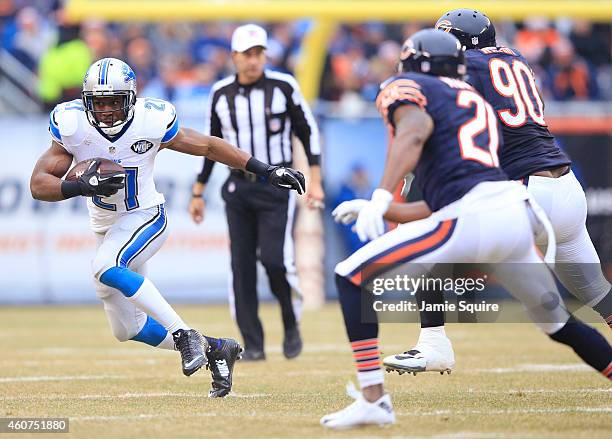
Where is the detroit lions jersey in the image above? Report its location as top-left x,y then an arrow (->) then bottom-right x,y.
465,47 -> 570,180
377,72 -> 507,212
48,97 -> 179,232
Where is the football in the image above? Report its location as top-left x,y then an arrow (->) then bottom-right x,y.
64,157 -> 125,181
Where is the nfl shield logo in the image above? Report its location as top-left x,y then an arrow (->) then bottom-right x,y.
472,36 -> 479,46
108,145 -> 116,154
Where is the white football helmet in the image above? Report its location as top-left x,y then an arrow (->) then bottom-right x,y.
82,58 -> 137,136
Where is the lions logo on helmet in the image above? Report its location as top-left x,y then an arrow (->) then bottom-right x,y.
82,58 -> 137,136
121,64 -> 136,84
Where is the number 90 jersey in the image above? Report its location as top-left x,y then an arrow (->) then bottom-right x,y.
377,72 -> 506,212
465,48 -> 570,180
48,97 -> 179,232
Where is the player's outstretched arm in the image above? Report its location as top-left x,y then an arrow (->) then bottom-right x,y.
385,201 -> 431,223
162,127 -> 305,194
353,106 -> 434,241
162,127 -> 251,170
333,199 -> 431,224
379,105 -> 433,193
30,141 -> 75,201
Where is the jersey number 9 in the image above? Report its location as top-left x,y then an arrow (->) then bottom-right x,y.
489,58 -> 546,127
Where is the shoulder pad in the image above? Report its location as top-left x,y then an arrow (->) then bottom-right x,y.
58,109 -> 80,137
50,100 -> 84,139
138,98 -> 178,141
376,74 -> 428,123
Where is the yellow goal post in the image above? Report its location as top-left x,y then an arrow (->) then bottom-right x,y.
66,1 -> 612,102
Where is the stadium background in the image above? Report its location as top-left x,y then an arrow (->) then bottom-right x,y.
0,0 -> 611,306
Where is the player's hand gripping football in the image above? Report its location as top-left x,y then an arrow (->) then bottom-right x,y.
78,159 -> 126,197
267,166 -> 306,195
355,189 -> 393,242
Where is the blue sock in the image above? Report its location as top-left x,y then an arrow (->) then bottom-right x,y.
131,316 -> 168,347
549,317 -> 612,378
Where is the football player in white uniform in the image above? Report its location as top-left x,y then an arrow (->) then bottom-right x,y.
30,58 -> 305,398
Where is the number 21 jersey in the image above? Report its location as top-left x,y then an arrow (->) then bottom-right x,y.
48,97 -> 178,232
377,72 -> 507,212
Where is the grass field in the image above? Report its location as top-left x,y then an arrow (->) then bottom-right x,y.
0,303 -> 610,438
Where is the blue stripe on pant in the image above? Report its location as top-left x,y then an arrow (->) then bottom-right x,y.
100,205 -> 166,297
118,205 -> 166,268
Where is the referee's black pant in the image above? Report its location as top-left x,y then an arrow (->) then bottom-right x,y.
221,171 -> 300,352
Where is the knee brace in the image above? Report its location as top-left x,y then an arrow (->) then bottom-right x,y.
100,266 -> 145,297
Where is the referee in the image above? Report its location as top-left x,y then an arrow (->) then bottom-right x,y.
189,24 -> 324,361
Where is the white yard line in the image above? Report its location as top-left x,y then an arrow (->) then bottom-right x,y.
0,374 -> 125,383
399,407 -> 612,417
467,388 -> 611,394
1,391 -> 270,401
68,407 -> 611,424
472,363 -> 592,373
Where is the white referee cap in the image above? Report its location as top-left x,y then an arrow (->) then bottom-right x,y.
231,24 -> 268,52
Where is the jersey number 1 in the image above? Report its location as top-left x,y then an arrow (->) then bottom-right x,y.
456,90 -> 500,167
93,167 -> 139,211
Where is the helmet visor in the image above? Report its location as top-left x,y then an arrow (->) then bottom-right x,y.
83,91 -> 133,129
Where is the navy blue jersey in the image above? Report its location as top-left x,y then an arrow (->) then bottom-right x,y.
377,72 -> 506,211
466,47 -> 570,180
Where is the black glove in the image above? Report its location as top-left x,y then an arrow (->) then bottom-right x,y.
266,166 -> 306,195
77,159 -> 125,197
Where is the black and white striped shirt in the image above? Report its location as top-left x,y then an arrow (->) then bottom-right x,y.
196,70 -> 321,184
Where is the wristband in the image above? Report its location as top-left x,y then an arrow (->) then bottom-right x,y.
191,193 -> 203,199
245,157 -> 271,176
371,188 -> 393,213
60,180 -> 82,199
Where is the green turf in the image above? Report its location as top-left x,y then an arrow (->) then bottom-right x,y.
0,304 -> 609,438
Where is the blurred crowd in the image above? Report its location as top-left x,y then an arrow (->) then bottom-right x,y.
1,0 -> 610,113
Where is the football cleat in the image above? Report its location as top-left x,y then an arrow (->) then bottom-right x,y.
383,329 -> 455,375
206,338 -> 243,398
173,329 -> 208,376
321,382 -> 395,429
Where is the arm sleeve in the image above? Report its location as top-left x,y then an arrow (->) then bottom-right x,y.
286,78 -> 321,166
48,107 -> 63,144
161,103 -> 180,143
196,90 -> 223,184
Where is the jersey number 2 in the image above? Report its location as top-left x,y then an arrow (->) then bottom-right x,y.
93,167 -> 139,211
456,90 -> 500,167
489,58 -> 546,127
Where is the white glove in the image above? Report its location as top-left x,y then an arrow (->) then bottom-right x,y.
355,189 -> 393,242
332,199 -> 368,225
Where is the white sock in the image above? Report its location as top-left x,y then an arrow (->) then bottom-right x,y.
127,278 -> 189,334
418,325 -> 447,344
357,369 -> 384,390
156,332 -> 176,350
